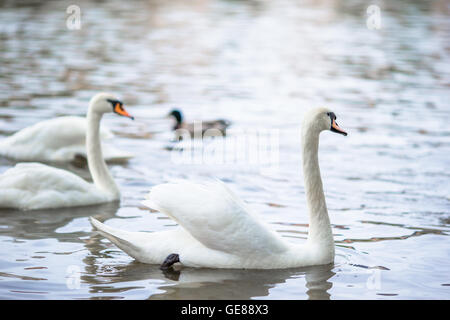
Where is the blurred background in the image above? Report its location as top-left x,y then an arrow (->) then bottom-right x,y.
0,0 -> 449,299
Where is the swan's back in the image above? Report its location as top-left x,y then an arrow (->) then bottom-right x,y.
0,116 -> 113,161
143,180 -> 288,257
0,163 -> 110,210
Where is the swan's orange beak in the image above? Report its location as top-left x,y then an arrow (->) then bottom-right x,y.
114,103 -> 134,120
331,118 -> 347,136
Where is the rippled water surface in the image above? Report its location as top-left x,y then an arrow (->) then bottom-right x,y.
0,0 -> 449,299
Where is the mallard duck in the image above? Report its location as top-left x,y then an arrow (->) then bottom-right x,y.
168,109 -> 231,136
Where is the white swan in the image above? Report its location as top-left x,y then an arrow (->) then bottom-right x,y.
0,93 -> 134,211
90,107 -> 348,269
0,116 -> 133,163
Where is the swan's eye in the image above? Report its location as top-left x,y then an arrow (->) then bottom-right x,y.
107,99 -> 122,108
107,99 -> 133,119
107,99 -> 126,113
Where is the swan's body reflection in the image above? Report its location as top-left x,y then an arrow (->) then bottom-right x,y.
81,252 -> 335,299
152,264 -> 335,300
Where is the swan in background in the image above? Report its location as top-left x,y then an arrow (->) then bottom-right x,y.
168,109 -> 231,136
90,107 -> 348,269
0,93 -> 134,211
0,116 -> 134,163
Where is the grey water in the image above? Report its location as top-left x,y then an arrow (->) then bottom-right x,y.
0,0 -> 449,299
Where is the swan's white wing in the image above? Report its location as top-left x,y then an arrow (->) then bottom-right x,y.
141,180 -> 288,257
0,116 -> 132,162
0,163 -> 110,210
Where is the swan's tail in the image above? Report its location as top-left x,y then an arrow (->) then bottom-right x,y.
89,217 -> 147,260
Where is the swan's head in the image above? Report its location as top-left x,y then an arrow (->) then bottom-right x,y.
89,93 -> 134,120
303,107 -> 347,136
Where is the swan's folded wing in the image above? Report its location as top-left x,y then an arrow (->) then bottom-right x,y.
0,116 -> 114,161
0,163 -> 108,210
141,180 -> 288,257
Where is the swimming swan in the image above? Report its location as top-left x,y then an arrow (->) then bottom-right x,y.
0,93 -> 134,211
0,116 -> 134,163
90,107 -> 347,269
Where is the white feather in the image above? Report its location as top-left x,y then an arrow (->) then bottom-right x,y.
0,163 -> 113,210
0,116 -> 133,162
91,178 -> 332,269
142,180 -> 288,256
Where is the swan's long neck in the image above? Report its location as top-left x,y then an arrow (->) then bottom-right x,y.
86,107 -> 120,199
301,124 -> 334,251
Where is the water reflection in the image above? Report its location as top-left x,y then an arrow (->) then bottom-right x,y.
304,265 -> 335,299
0,201 -> 120,241
79,259 -> 335,300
